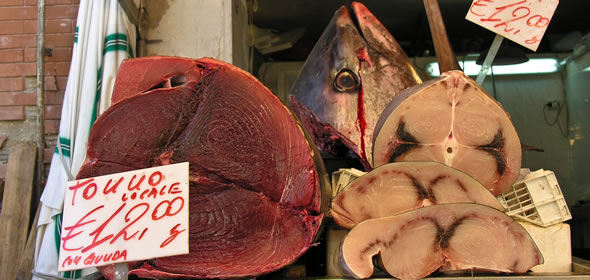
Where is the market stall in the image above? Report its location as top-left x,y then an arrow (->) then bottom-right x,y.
0,0 -> 589,279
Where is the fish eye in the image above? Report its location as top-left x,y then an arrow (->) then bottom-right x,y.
334,70 -> 359,92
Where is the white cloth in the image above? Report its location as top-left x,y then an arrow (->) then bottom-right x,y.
33,1 -> 135,279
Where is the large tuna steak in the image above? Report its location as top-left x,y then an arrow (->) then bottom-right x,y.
338,203 -> 543,279
373,71 -> 521,195
290,2 -> 422,170
76,56 -> 329,279
330,162 -> 503,229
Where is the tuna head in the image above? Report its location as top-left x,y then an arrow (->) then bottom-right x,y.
290,2 -> 421,170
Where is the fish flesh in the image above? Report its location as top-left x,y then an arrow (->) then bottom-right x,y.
77,56 -> 329,279
338,203 -> 543,279
290,2 -> 422,170
373,71 -> 521,195
330,161 -> 503,229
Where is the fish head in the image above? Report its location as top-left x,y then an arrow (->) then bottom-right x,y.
290,1 -> 421,168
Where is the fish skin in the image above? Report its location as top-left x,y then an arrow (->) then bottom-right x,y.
289,2 -> 421,170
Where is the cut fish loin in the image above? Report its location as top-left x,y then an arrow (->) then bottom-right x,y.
76,56 -> 329,279
330,162 -> 504,229
339,203 -> 543,280
373,71 -> 521,195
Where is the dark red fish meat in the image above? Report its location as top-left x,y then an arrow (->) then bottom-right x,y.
76,56 -> 329,279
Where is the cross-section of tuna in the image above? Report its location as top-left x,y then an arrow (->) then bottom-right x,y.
76,56 -> 329,279
331,162 -> 504,229
338,203 -> 542,279
373,71 -> 521,195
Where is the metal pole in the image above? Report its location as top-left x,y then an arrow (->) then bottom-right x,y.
476,34 -> 504,85
36,0 -> 46,200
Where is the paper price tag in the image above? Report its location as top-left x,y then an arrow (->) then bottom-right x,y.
466,0 -> 559,51
58,162 -> 189,271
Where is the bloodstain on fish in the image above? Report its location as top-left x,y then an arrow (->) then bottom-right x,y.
356,84 -> 367,163
355,48 -> 372,164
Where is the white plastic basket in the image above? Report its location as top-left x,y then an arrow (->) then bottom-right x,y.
497,169 -> 571,227
331,168 -> 366,198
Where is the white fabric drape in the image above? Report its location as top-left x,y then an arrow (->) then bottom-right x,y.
33,1 -> 135,279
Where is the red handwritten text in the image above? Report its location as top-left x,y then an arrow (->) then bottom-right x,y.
61,250 -> 128,268
59,163 -> 189,271
466,0 -> 558,51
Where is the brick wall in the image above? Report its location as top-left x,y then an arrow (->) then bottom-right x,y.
0,0 -> 79,172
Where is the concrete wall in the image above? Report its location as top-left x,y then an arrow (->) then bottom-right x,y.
142,0 -> 249,70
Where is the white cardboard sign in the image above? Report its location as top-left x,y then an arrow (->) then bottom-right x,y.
466,0 -> 559,51
58,162 -> 189,271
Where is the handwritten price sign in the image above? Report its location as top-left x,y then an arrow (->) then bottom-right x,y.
466,0 -> 559,51
58,162 -> 189,271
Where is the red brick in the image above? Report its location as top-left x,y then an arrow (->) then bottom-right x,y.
23,20 -> 36,33
44,148 -> 53,163
24,62 -> 36,75
0,77 -> 24,91
25,0 -> 72,5
44,61 -> 69,75
48,19 -> 73,33
44,119 -> 59,134
0,34 -> 36,48
44,75 -> 57,90
44,104 -> 61,119
0,49 -> 24,63
0,92 -> 36,105
48,0 -> 72,4
56,76 -> 67,89
48,47 -> 73,62
45,91 -> 64,105
23,19 -> 73,34
24,47 -> 73,62
23,76 -> 36,90
0,0 -> 24,7
0,21 -> 24,35
0,106 -> 25,120
45,33 -> 74,47
0,63 -> 36,77
0,7 -> 37,20
46,5 -> 77,19
56,62 -> 70,75
23,48 -> 35,62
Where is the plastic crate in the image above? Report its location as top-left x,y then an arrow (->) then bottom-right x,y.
331,168 -> 366,198
497,169 -> 572,227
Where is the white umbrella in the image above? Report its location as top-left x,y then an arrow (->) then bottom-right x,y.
33,1 -> 136,279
